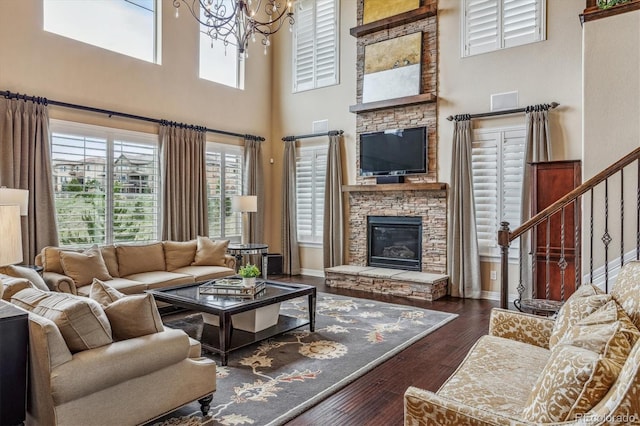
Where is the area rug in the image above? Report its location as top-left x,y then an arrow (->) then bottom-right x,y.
152,292 -> 456,426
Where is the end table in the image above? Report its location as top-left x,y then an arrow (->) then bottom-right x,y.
227,243 -> 269,279
0,300 -> 28,425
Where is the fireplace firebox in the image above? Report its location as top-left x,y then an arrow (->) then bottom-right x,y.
367,216 -> 422,271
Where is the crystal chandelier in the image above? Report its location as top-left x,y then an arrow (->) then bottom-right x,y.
173,0 -> 295,59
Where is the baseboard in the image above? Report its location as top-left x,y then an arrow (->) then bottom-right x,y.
480,290 -> 520,303
300,268 -> 325,278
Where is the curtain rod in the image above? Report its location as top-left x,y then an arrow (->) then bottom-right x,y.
446,102 -> 559,121
1,90 -> 265,142
282,129 -> 344,142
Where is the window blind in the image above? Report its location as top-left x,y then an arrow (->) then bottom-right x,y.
296,146 -> 328,243
206,143 -> 243,239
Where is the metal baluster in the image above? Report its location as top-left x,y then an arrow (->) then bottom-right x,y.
621,169 -> 625,268
546,218 -> 551,300
590,188 -> 594,283
574,198 -> 581,291
603,179 -> 611,292
559,207 -> 567,301
637,160 -> 640,260
532,225 -> 537,298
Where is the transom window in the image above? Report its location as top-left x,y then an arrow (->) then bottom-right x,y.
296,145 -> 327,244
471,127 -> 526,257
462,0 -> 546,57
43,0 -> 159,63
206,143 -> 243,240
50,120 -> 160,247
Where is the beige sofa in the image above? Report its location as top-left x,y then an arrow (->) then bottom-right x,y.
35,238 -> 236,296
404,262 -> 640,425
5,281 -> 217,426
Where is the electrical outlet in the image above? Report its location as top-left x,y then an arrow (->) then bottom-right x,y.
490,271 -> 497,281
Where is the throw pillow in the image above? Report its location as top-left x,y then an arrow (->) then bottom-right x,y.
192,236 -> 229,267
89,278 -> 125,307
100,245 -> 120,278
42,246 -> 81,274
116,242 -> 166,277
164,240 -> 197,271
611,261 -> 640,330
549,284 -> 611,349
12,287 -> 113,352
60,245 -> 113,287
0,275 -> 33,301
522,345 -> 621,422
87,279 -> 164,341
0,264 -> 49,291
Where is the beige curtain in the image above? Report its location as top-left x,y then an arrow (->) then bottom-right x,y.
323,133 -> 344,268
243,138 -> 264,244
281,141 -> 301,275
520,105 -> 553,298
448,116 -> 482,299
160,123 -> 208,241
0,97 -> 58,263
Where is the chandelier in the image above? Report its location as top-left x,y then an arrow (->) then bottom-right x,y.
173,0 -> 295,59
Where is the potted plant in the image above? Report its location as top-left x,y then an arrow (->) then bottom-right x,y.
238,263 -> 261,287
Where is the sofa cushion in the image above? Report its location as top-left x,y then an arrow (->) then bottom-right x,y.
60,245 -> 113,287
164,240 -> 197,271
125,271 -> 194,290
523,345 -> 622,422
172,265 -> 235,281
437,335 -> 550,418
88,279 -> 164,341
0,265 -> 49,291
192,236 -> 229,267
76,278 -> 147,297
12,288 -> 113,352
0,275 -> 33,301
611,260 -> 640,330
42,246 -> 81,274
549,284 -> 611,349
100,245 -> 120,278
575,300 -> 640,348
116,242 -> 166,277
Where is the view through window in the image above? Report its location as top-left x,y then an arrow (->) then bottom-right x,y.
206,143 -> 243,240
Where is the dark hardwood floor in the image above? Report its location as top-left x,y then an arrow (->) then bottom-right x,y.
266,274 -> 499,426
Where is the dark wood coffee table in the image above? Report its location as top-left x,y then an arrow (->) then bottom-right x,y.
147,281 -> 316,366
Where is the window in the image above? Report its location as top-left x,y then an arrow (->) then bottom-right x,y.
471,127 -> 526,257
199,4 -> 244,89
206,143 -> 243,240
50,120 -> 160,247
296,145 -> 327,244
293,0 -> 339,92
43,0 -> 159,63
462,0 -> 545,57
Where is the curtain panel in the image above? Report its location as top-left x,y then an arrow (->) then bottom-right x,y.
448,117 -> 482,299
160,123 -> 208,241
323,134 -> 344,268
281,141 -> 301,275
0,97 -> 58,263
243,138 -> 264,244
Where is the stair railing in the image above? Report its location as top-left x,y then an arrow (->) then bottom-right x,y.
498,146 -> 640,309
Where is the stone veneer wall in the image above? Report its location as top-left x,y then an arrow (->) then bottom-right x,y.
348,189 -> 447,274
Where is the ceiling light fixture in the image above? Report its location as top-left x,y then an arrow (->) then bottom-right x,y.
174,0 -> 295,59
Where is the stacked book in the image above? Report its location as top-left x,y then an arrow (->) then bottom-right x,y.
198,278 -> 266,298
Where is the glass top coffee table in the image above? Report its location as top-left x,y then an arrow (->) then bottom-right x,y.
147,281 -> 316,366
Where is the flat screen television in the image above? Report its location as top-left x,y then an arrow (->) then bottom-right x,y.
359,126 -> 427,177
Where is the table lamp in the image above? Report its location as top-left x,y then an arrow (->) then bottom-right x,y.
231,195 -> 257,245
0,187 -> 29,216
0,205 -> 23,267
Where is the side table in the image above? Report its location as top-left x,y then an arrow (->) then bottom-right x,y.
0,300 -> 29,425
227,243 -> 269,280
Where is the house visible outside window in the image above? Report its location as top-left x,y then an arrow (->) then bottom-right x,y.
199,5 -> 244,89
296,145 -> 327,244
50,120 -> 160,247
471,127 -> 526,258
293,0 -> 339,93
206,143 -> 243,240
43,0 -> 159,63
462,0 -> 546,57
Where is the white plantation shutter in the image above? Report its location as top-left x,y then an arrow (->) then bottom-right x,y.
206,143 -> 243,240
462,0 -> 545,57
471,127 -> 525,257
296,146 -> 328,243
293,0 -> 339,92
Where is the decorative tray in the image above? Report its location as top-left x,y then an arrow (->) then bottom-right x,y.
198,278 -> 266,298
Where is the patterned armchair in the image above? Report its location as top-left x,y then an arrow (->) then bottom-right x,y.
404,262 -> 640,425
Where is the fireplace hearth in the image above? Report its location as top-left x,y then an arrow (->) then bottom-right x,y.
367,216 -> 422,271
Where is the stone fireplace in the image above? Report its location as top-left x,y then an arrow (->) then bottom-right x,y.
367,216 -> 422,271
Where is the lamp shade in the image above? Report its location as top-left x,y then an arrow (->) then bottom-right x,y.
231,195 -> 258,213
0,187 -> 29,216
0,204 -> 23,266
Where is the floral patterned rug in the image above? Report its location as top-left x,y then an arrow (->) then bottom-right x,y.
152,292 -> 457,426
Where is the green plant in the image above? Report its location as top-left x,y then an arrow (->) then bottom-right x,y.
239,263 -> 261,278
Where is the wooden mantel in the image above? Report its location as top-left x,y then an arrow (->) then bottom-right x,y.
342,183 -> 447,192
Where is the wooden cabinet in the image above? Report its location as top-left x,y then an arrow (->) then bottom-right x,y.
530,160 -> 581,301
